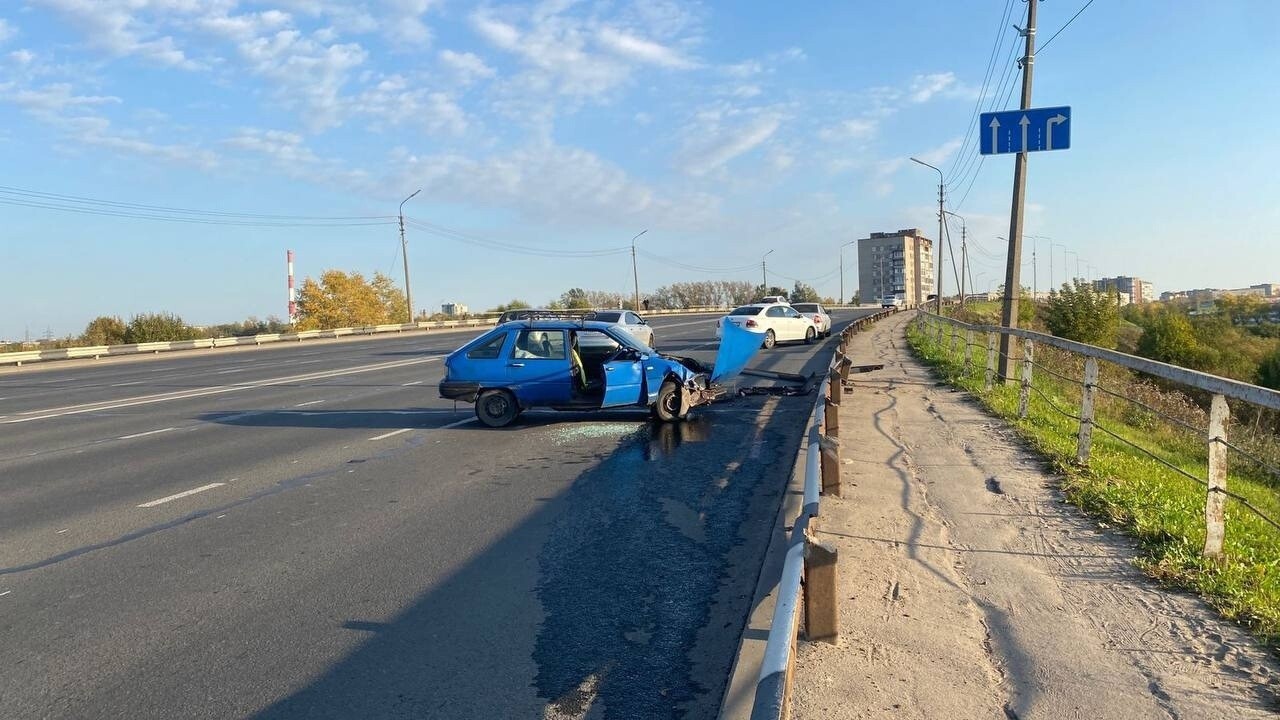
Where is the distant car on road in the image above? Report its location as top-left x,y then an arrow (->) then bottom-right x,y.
752,295 -> 790,305
791,302 -> 832,337
880,295 -> 904,309
716,303 -> 817,349
440,318 -> 721,427
496,308 -> 656,348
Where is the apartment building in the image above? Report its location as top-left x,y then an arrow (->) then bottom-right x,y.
857,228 -> 934,306
1093,276 -> 1154,304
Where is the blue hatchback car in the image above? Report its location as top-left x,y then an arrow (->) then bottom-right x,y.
439,317 -> 725,427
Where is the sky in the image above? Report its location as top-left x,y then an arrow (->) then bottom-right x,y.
2,0 -> 1279,340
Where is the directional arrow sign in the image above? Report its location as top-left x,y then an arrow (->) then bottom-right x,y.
979,105 -> 1071,155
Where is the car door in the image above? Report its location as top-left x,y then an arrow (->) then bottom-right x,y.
781,306 -> 807,339
504,329 -> 572,406
601,353 -> 646,408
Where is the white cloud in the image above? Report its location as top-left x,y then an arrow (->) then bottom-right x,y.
439,49 -> 495,85
595,26 -> 696,69
915,137 -> 963,168
908,72 -> 956,103
819,118 -> 878,143
353,75 -> 468,135
8,49 -> 35,66
9,83 -> 121,118
236,30 -> 368,130
0,18 -> 15,45
32,0 -> 205,69
381,0 -> 439,46
729,85 -> 761,99
679,112 -> 782,177
197,10 -> 293,41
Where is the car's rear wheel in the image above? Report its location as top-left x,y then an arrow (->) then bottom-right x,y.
761,329 -> 776,349
804,326 -> 816,344
653,380 -> 685,422
475,389 -> 519,427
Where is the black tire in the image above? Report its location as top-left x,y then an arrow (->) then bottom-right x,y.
804,326 -> 816,344
648,333 -> 657,349
761,329 -> 776,349
653,380 -> 684,422
475,389 -> 519,428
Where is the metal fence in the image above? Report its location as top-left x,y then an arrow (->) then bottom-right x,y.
751,308 -> 895,720
913,311 -> 1280,558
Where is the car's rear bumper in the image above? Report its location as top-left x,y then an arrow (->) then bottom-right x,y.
439,381 -> 481,402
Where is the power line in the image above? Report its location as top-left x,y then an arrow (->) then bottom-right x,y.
637,249 -> 759,274
1036,0 -> 1097,55
945,35 -> 1021,197
404,217 -> 630,258
947,0 -> 1019,178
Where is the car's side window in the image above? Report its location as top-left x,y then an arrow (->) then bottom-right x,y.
512,330 -> 566,359
767,306 -> 785,317
467,333 -> 508,359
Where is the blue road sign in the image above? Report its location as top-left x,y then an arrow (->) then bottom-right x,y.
980,106 -> 1071,155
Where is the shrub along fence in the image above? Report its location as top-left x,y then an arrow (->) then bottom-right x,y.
911,311 -> 1280,642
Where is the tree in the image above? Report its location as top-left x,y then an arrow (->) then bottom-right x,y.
295,270 -> 403,330
1044,280 -> 1119,347
125,312 -> 197,343
791,281 -> 820,303
1258,348 -> 1280,390
1136,311 -> 1200,367
490,299 -> 531,313
560,288 -> 591,309
82,315 -> 127,346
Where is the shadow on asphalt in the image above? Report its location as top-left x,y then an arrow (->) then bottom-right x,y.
242,326 -> 855,720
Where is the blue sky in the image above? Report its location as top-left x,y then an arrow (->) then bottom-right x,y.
2,1 -> 1278,340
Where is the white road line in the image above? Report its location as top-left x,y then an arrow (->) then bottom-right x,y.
215,368 -> 248,374
369,428 -> 412,441
111,380 -> 145,387
118,427 -> 175,440
137,482 -> 225,508
401,380 -> 423,386
4,356 -> 440,424
294,400 -> 326,407
440,417 -> 476,430
0,590 -> 10,597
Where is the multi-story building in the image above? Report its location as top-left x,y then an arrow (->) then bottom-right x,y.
857,228 -> 934,306
441,302 -> 468,317
1093,276 -> 1154,304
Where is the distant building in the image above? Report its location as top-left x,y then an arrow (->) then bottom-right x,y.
441,302 -> 468,317
1093,276 -> 1154,304
857,228 -> 934,306
1160,283 -> 1278,303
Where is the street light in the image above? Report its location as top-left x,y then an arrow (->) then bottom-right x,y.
839,239 -> 857,305
942,210 -> 966,305
629,230 -> 647,312
399,188 -> 422,322
1045,240 -> 1065,293
761,249 -> 774,291
910,157 -> 945,314
1065,250 -> 1079,284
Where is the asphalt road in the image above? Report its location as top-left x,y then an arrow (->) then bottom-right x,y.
0,309 -> 878,720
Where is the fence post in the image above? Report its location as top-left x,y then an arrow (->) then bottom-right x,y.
1204,394 -> 1229,559
935,316 -> 944,345
1018,338 -> 1034,418
803,523 -> 839,643
820,435 -> 841,497
965,329 -> 973,370
1076,358 -> 1099,465
985,332 -> 997,390
824,394 -> 840,438
950,323 -> 959,357
828,367 -> 843,401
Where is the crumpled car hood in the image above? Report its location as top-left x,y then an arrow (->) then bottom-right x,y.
710,319 -> 762,382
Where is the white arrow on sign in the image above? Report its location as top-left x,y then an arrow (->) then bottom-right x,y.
1019,115 -> 1030,153
989,117 -> 1001,152
1045,113 -> 1067,150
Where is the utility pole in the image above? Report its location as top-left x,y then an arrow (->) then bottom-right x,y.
629,230 -> 647,311
761,249 -> 773,291
943,211 -> 966,306
399,189 -> 421,322
997,0 -> 1037,382
839,239 -> 856,305
911,158 -> 945,313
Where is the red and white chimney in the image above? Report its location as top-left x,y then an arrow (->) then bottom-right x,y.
287,250 -> 296,323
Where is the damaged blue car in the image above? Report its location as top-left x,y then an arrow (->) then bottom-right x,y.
439,313 -> 761,427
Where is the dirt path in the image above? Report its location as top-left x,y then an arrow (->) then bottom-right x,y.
790,311 -> 1279,719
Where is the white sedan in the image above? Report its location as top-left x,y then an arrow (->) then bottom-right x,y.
791,302 -> 832,337
716,304 -> 818,349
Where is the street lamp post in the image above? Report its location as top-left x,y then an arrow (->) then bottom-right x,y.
1046,241 -> 1065,293
398,188 -> 422,322
1065,250 -> 1079,284
839,239 -> 856,304
910,157 -> 945,314
762,249 -> 774,292
629,230 -> 647,312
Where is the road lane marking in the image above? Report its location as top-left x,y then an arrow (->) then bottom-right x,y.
215,368 -> 248,374
294,400 -> 326,407
137,482 -> 225,508
111,380 -> 145,387
440,417 -> 476,430
368,428 -> 412,441
401,380 -> 423,386
0,590 -> 10,597
4,356 -> 441,424
118,427 -> 175,440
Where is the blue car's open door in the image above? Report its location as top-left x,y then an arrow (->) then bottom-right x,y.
601,359 -> 645,408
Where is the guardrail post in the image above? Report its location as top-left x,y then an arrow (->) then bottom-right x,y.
1076,358 -> 1099,464
820,435 -> 841,497
1018,339 -> 1034,418
1204,394 -> 1229,559
964,329 -> 974,370
803,524 -> 839,643
824,394 -> 840,438
985,332 -> 997,390
828,368 -> 842,401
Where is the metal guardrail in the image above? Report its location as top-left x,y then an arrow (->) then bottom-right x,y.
0,308 -> 765,368
750,308 -> 895,720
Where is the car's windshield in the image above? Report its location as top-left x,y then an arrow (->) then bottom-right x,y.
730,306 -> 764,316
793,304 -> 819,313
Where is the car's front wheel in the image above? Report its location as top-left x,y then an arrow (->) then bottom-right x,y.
652,380 -> 685,422
475,389 -> 519,428
761,329 -> 776,349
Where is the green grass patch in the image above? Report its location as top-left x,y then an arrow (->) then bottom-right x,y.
907,318 -> 1280,646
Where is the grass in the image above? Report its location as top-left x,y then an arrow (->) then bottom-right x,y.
907,317 -> 1280,647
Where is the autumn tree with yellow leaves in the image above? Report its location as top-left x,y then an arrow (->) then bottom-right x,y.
294,270 -> 408,330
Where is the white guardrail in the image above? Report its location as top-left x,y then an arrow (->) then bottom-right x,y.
0,306 -> 774,367
751,308 -> 895,720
